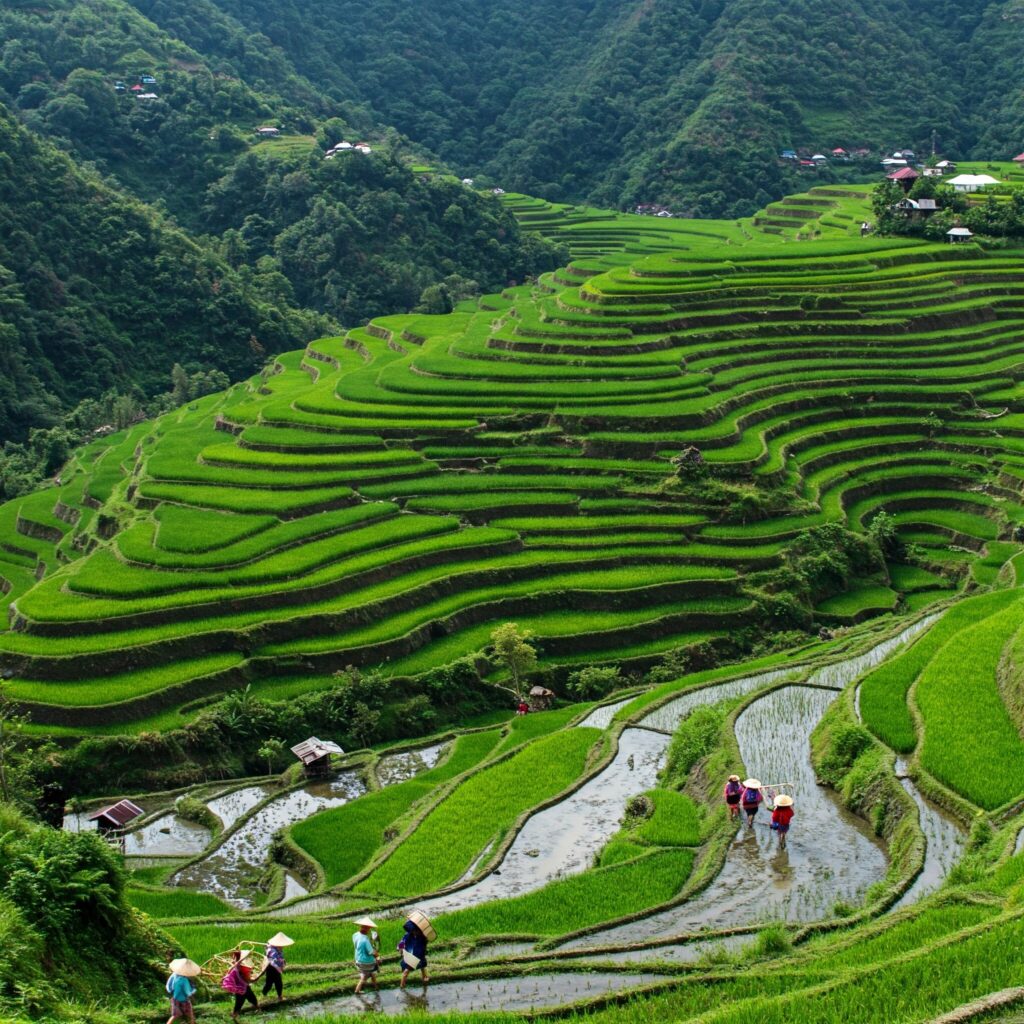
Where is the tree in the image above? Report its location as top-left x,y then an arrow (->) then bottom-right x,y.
0,684 -> 28,804
490,623 -> 537,698
566,666 -> 621,700
256,737 -> 286,776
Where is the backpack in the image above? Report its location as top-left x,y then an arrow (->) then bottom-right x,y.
742,787 -> 761,804
725,781 -> 742,797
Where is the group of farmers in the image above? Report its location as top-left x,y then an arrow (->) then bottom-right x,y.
723,775 -> 795,846
163,914 -> 434,1020
164,931 -> 292,1023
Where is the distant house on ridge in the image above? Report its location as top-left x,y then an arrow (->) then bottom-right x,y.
88,799 -> 144,833
947,226 -> 973,243
887,166 -> 920,191
255,126 -> 281,137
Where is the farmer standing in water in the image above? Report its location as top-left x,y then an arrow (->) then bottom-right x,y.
723,774 -> 743,820
771,794 -> 795,848
741,778 -> 764,829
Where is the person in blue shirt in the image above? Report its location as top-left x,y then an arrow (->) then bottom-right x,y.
166,958 -> 200,1024
262,932 -> 293,1002
352,917 -> 380,994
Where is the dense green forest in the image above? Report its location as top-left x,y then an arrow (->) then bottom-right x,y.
134,0 -> 1024,214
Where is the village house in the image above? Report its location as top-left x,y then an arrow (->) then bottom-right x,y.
947,173 -> 1000,193
887,166 -> 920,192
892,197 -> 938,219
947,226 -> 973,243
780,149 -> 798,160
255,126 -> 281,137
1013,152 -> 1024,164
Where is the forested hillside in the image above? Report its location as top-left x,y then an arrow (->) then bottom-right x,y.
144,0 -> 1024,215
0,103 -> 327,449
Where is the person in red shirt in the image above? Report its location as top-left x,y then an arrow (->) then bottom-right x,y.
771,794 -> 795,848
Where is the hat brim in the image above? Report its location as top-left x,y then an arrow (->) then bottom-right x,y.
742,779 -> 762,789
267,932 -> 295,947
169,958 -> 202,978
353,916 -> 378,928
774,795 -> 794,807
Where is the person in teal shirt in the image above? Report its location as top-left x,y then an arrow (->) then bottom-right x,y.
165,958 -> 200,1024
352,917 -> 380,994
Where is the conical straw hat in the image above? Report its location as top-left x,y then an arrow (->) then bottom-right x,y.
774,794 -> 794,807
742,778 -> 762,789
353,916 -> 378,928
728,774 -> 740,782
169,958 -> 202,978
267,932 -> 295,947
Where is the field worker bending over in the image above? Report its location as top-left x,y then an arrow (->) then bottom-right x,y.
741,778 -> 764,828
353,916 -> 381,994
771,794 -> 795,848
723,774 -> 743,820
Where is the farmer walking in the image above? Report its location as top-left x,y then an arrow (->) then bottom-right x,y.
165,958 -> 201,1024
353,916 -> 381,994
262,932 -> 293,1002
723,774 -> 743,820
771,794 -> 795,849
741,778 -> 764,829
399,916 -> 432,989
221,950 -> 259,1020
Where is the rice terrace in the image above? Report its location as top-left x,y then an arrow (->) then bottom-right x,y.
6,172 -> 1024,1024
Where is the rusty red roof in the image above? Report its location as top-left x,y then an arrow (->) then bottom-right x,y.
87,799 -> 144,827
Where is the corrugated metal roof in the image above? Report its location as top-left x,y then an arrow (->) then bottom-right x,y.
291,737 -> 344,764
88,799 -> 144,827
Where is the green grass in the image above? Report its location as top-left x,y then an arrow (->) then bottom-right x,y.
859,589 -> 1018,752
435,848 -> 694,939
916,596 -> 1024,809
291,730 -> 502,886
127,887 -> 234,919
355,728 -> 600,896
632,789 -> 701,847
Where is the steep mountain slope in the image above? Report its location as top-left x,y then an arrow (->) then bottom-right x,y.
0,102 -> 324,443
157,0 -> 1018,214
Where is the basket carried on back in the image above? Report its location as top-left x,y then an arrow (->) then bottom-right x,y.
199,942 -> 269,986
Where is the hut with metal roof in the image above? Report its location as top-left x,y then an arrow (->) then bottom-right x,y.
528,685 -> 555,711
87,799 -> 144,833
291,737 -> 344,777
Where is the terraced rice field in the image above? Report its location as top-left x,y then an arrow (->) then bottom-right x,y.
17,189 -> 1024,1023
108,604 -> 1024,1023
4,191 -> 1024,729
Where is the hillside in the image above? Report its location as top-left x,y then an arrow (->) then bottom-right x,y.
0,102 -> 328,450
5,186 -> 1024,769
153,0 -> 1024,213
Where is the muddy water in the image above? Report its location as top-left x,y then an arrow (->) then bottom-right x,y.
642,668 -> 801,733
263,893 -> 348,917
282,872 -> 310,902
415,728 -> 668,916
891,760 -> 965,909
64,810 -> 210,857
286,972 -> 668,1017
377,743 -> 448,787
576,697 -> 635,730
572,932 -> 754,965
122,813 -> 211,856
1017,827 -> 1024,856
174,772 -> 365,907
206,785 -> 274,830
559,685 -> 888,950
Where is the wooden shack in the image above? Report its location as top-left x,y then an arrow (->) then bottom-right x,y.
87,798 -> 144,834
291,737 -> 344,777
528,685 -> 555,711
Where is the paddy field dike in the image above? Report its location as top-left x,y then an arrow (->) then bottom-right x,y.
5,188 -> 1024,1022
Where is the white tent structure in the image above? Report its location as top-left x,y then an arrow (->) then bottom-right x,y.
946,173 -> 1000,193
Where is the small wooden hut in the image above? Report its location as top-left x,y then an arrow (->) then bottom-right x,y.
87,799 -> 144,834
528,685 -> 555,711
291,737 -> 344,777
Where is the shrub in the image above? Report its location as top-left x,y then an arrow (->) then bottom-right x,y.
566,666 -> 622,700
